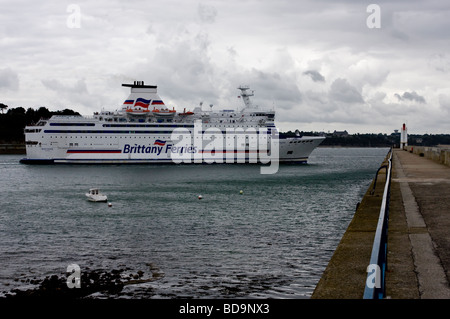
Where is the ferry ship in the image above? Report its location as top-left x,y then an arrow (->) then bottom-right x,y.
20,81 -> 325,165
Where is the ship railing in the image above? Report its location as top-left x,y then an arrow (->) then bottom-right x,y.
51,115 -> 85,119
363,147 -> 393,299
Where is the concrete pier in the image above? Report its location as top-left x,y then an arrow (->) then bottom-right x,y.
312,148 -> 450,299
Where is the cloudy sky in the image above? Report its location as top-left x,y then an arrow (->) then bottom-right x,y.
1,0 -> 449,134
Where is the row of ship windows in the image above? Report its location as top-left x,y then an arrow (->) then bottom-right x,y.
101,121 -> 259,126
49,123 -> 196,128
43,126 -> 259,134
47,123 -> 262,128
31,142 -> 269,147
204,124 -> 259,128
42,130 -> 271,136
63,142 -> 261,147
43,135 -> 268,139
102,124 -> 194,128
289,140 -> 314,144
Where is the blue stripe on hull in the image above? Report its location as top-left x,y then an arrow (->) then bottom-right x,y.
20,157 -> 309,165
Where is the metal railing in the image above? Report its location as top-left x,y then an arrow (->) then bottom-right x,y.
363,148 -> 393,299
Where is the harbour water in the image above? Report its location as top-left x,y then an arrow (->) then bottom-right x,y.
0,147 -> 389,298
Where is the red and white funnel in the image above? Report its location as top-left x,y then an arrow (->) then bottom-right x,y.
120,81 -> 168,114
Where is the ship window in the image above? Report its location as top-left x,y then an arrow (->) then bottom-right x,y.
287,151 -> 293,155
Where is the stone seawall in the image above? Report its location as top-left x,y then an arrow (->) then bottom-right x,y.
311,151 -> 390,298
312,148 -> 450,299
406,145 -> 450,167
0,144 -> 25,155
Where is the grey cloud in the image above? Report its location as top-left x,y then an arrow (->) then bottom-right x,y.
246,69 -> 302,106
439,94 -> 450,112
41,78 -> 92,109
2,0 -> 449,134
394,91 -> 426,104
42,78 -> 88,94
303,70 -> 325,82
134,32 -> 218,106
0,68 -> 19,91
198,3 -> 217,24
329,78 -> 364,104
428,53 -> 450,73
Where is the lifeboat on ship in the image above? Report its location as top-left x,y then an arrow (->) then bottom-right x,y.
125,109 -> 151,117
152,107 -> 176,117
179,108 -> 194,116
125,107 -> 150,114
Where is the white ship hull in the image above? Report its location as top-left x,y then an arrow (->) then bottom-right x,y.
21,135 -> 324,164
20,82 -> 325,166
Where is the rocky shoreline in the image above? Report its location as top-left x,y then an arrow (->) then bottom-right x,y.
2,264 -> 164,299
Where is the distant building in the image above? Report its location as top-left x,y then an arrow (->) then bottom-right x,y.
333,130 -> 349,137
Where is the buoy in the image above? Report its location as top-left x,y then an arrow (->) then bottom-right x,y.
198,195 -> 203,200
240,190 -> 243,195
108,202 -> 112,207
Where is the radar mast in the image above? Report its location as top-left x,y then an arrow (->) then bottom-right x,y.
238,85 -> 255,109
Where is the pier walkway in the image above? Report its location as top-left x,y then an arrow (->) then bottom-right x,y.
312,148 -> 450,299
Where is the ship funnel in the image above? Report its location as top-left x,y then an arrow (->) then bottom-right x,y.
120,81 -> 165,113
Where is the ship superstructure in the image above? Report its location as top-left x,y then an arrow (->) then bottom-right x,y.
20,81 -> 325,165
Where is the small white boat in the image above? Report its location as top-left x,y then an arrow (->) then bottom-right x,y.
86,188 -> 108,202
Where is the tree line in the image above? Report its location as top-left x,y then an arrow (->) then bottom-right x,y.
280,131 -> 450,148
0,106 -> 79,143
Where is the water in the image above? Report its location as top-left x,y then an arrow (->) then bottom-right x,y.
0,147 -> 389,298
